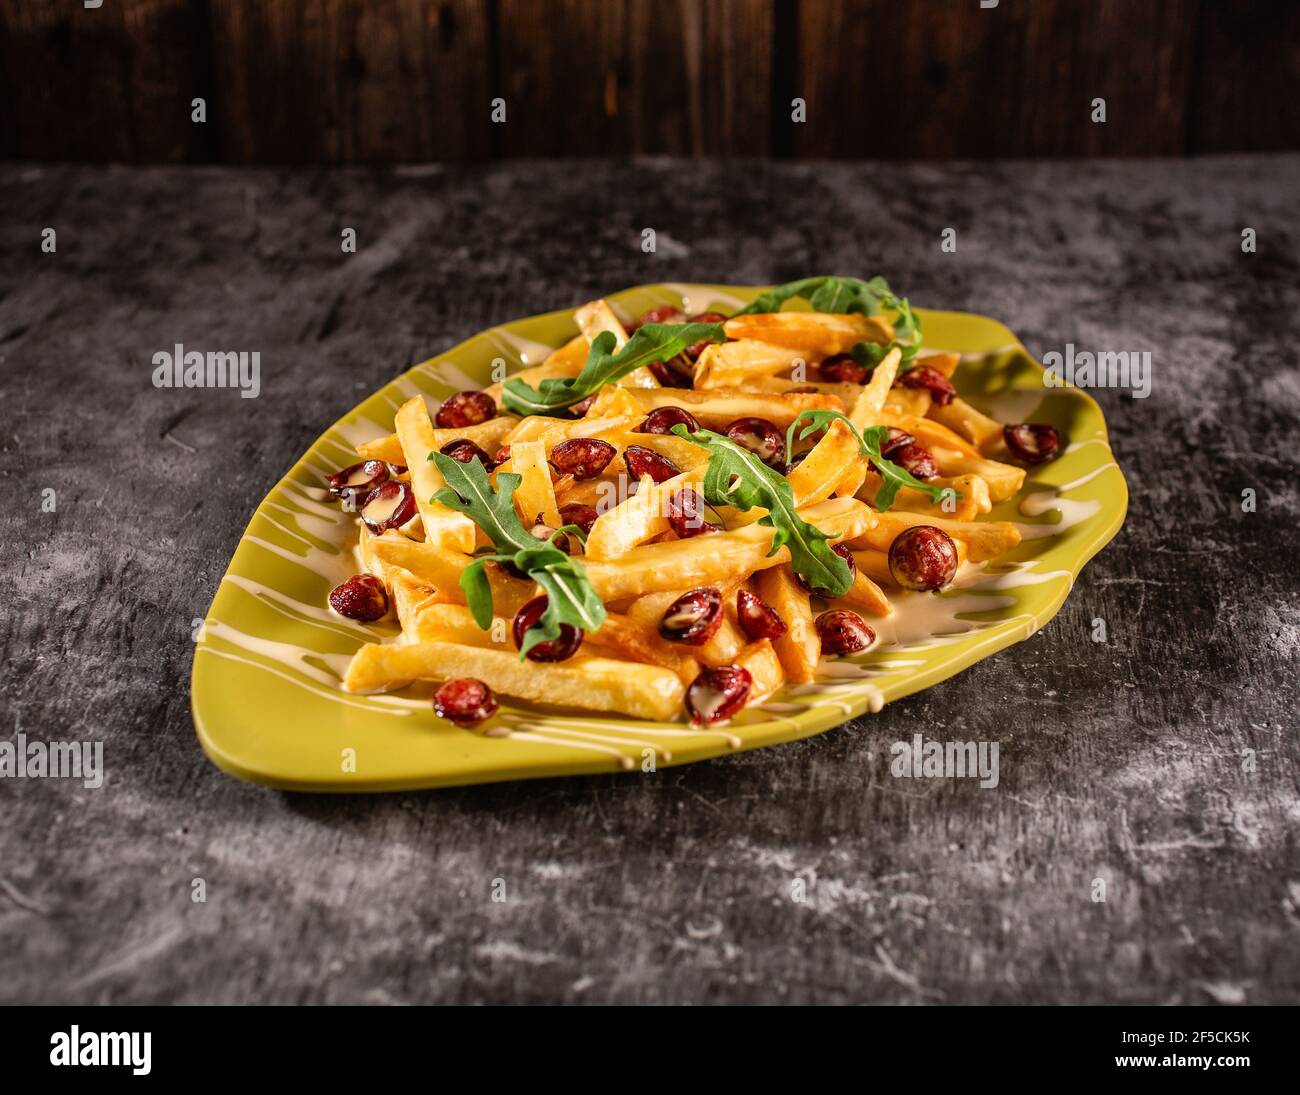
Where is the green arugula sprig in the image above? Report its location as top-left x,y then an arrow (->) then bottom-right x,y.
429,452 -> 606,658
501,322 -> 724,416
669,424 -> 853,597
734,275 -> 921,344
785,410 -> 955,512
852,338 -> 920,371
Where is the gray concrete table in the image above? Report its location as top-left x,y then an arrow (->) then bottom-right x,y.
1,157 -> 1297,1004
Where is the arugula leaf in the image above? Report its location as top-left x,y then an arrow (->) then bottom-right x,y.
784,409 -> 955,512
429,452 -> 606,657
668,424 -> 853,597
734,275 -> 921,345
501,321 -> 724,416
852,339 -> 920,371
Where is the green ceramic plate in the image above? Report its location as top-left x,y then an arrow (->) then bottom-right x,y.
192,283 -> 1127,791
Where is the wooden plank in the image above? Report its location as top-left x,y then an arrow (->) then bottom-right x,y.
495,0 -> 772,157
0,0 -> 208,162
207,0 -> 492,162
791,0 -> 1199,158
1188,0 -> 1300,154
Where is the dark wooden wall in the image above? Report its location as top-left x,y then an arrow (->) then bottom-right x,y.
2,0 -> 1297,163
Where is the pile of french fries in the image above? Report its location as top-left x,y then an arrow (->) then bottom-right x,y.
340,298 -> 1027,724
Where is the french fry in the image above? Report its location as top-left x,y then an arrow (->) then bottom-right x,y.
880,410 -> 1025,500
624,585 -> 747,668
367,533 -> 538,617
744,375 -> 865,408
857,472 -> 992,520
576,299 -> 660,389
693,340 -> 804,390
357,413 -> 517,465
626,387 -> 844,429
586,469 -> 701,559
505,412 -> 633,448
394,397 -> 477,552
389,571 -> 443,643
736,638 -> 785,703
581,497 -> 874,601
851,346 -> 902,426
628,432 -> 714,471
344,642 -> 685,721
882,387 -> 932,417
877,354 -> 959,419
586,611 -> 699,682
756,568 -> 819,683
723,312 -> 892,355
927,396 -> 1006,453
508,439 -> 562,527
849,548 -> 897,588
583,385 -> 644,419
788,417 -> 865,507
837,570 -> 893,617
402,601 -> 507,647
848,510 -> 1021,563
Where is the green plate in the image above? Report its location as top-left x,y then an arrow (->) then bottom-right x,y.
192,283 -> 1127,791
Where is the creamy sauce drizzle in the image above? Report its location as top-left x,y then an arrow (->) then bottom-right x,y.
265,501 -> 348,546
222,574 -> 375,641
246,536 -> 355,586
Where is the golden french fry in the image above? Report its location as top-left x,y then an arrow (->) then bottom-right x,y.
849,510 -> 1021,563
388,571 -> 443,643
837,570 -> 893,617
344,642 -> 685,721
927,396 -> 1006,453
756,568 -> 819,683
788,418 -> 865,506
881,410 -> 1024,500
694,340 -> 804,390
625,387 -> 844,429
882,386 -> 932,417
736,638 -> 785,703
849,548 -> 896,588
504,412 -> 633,448
857,472 -> 991,520
852,346 -> 902,426
586,611 -> 698,682
585,468 -> 707,560
394,397 -> 477,552
583,385 -> 644,419
722,312 -> 892,355
743,375 -> 865,408
508,439 -> 562,527
357,414 -> 517,466
367,534 -> 538,617
401,601 -> 506,647
627,432 -> 714,471
581,497 -> 874,601
624,585 -> 747,669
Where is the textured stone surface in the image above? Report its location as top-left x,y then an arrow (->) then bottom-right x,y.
0,157 -> 1297,1004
